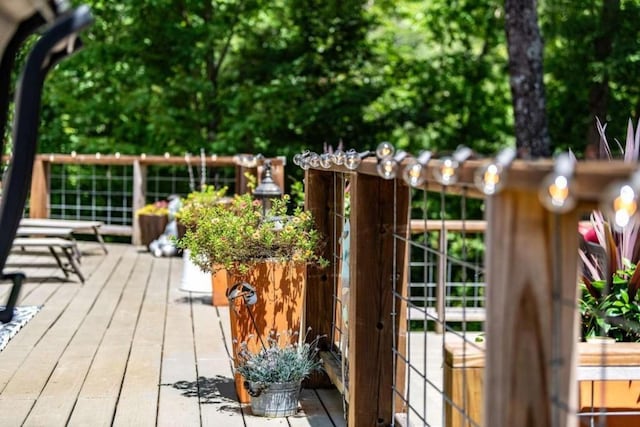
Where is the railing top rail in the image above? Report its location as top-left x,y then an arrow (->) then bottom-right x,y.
310,157 -> 637,205
30,154 -> 285,167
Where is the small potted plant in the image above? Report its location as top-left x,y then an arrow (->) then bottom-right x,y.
135,200 -> 170,246
177,176 -> 327,402
235,328 -> 323,417
175,185 -> 230,301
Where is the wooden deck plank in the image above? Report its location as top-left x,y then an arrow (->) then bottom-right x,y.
0,250 -> 122,402
19,247 -> 136,425
157,256 -> 201,427
192,296 -> 245,425
112,253 -> 171,426
288,389 -> 336,427
317,388 -> 347,427
50,248 -> 149,426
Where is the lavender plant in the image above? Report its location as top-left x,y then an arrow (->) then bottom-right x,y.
235,328 -> 324,389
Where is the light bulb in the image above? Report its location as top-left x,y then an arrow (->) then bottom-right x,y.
95,152 -> 101,159
320,153 -> 332,169
376,150 -> 407,180
300,157 -> 311,170
115,152 -> 121,159
474,163 -> 503,195
433,157 -> 459,185
473,147 -> 515,195
308,152 -> 320,168
164,152 -> 170,159
376,141 -> 395,159
377,158 -> 398,179
403,161 -> 424,187
540,175 -> 575,213
332,149 -> 346,165
402,151 -> 432,187
141,153 -> 146,159
344,150 -> 361,170
601,176 -> 640,229
293,153 -> 303,166
71,151 -> 77,158
538,152 -> 577,213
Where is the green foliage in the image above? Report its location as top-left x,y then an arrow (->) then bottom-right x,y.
176,185 -> 230,228
236,328 -> 323,386
580,261 -> 640,342
177,192 -> 327,275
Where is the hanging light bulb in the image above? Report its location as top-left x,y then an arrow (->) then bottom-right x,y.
320,153 -> 332,169
293,150 -> 310,167
473,147 -> 516,195
300,156 -> 311,170
539,153 -> 577,213
344,150 -> 361,170
402,151 -> 432,187
332,149 -> 346,165
376,141 -> 395,160
433,146 -> 473,186
377,150 -> 408,180
600,170 -> 640,229
308,152 -> 320,168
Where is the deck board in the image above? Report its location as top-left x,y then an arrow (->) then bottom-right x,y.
0,243 -> 345,426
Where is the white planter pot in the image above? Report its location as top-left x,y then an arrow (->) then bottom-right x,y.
178,249 -> 212,294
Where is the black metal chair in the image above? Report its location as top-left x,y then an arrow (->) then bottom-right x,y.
0,1 -> 93,322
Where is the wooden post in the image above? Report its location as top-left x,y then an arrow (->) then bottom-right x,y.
304,168 -> 342,388
483,188 -> 579,427
29,157 -> 49,218
348,174 -> 410,426
132,160 -> 147,245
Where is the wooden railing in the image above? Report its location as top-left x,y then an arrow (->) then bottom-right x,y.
303,156 -> 637,427
28,153 -> 285,245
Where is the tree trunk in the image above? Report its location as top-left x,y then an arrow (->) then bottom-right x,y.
586,0 -> 620,149
504,0 -> 551,157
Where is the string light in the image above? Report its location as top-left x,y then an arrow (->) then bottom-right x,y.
601,170 -> 640,229
95,152 -> 101,159
332,149 -> 345,165
115,152 -> 121,159
377,150 -> 408,180
71,151 -> 76,158
376,141 -> 395,160
473,147 -> 516,195
344,150 -> 372,170
319,153 -> 332,169
433,146 -> 473,186
539,152 -> 576,213
164,152 -> 170,159
402,150 -> 432,187
141,153 -> 146,159
308,152 -> 320,168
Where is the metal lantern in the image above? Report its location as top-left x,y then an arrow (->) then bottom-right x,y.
253,160 -> 282,217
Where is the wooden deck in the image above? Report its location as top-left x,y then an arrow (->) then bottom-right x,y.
0,243 -> 346,427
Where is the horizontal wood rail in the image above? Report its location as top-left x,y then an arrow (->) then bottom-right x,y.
27,153 -> 285,245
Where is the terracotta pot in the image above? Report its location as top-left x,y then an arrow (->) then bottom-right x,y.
211,268 -> 228,306
226,261 -> 306,403
137,214 -> 168,247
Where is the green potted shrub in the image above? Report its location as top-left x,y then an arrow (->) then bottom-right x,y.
177,179 -> 327,402
135,200 -> 170,247
175,185 -> 230,301
236,328 -> 323,417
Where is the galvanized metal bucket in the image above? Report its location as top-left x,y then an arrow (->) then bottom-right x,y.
249,381 -> 301,417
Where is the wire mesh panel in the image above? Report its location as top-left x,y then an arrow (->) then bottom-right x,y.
394,183 -> 486,427
46,160 -> 238,227
49,163 -> 133,225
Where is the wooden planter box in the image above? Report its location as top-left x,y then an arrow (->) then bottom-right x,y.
137,214 -> 168,246
444,340 -> 640,427
227,261 -> 306,403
